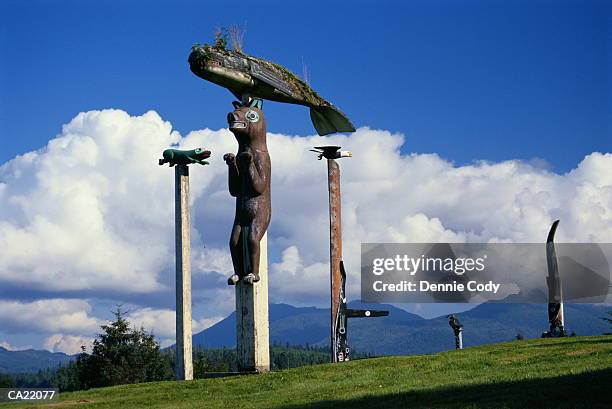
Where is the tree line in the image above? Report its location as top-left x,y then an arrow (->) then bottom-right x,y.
1,308 -> 370,391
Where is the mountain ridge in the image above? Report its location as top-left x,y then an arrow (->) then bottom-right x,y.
194,301 -> 610,355
0,346 -> 75,373
1,302 -> 609,373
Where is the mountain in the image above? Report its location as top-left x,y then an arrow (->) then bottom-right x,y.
1,302 -> 609,374
193,302 -> 611,355
193,302 -> 423,351
0,347 -> 73,373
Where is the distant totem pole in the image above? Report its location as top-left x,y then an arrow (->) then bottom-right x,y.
447,314 -> 464,350
312,146 -> 388,363
542,220 -> 567,338
159,148 -> 211,380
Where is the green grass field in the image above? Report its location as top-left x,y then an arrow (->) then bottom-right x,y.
4,336 -> 611,409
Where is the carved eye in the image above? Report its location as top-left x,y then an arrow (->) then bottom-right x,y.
245,110 -> 259,123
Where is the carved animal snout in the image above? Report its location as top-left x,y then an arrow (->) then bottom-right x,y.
228,111 -> 247,130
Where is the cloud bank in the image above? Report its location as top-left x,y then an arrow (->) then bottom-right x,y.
0,109 -> 610,352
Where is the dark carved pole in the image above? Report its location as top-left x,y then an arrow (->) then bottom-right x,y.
313,146 -> 388,363
159,148 -> 211,380
448,315 -> 464,349
542,220 -> 566,338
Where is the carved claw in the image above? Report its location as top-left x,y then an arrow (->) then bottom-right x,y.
227,274 -> 240,286
242,273 -> 260,285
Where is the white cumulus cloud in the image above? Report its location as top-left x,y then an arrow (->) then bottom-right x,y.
0,109 -> 610,347
43,334 -> 93,355
0,340 -> 33,351
127,307 -> 223,339
0,299 -> 100,334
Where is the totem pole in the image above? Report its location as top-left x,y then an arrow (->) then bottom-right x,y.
447,314 -> 464,349
224,98 -> 271,372
159,148 -> 211,380
312,146 -> 389,363
187,35 -> 356,371
542,220 -> 567,338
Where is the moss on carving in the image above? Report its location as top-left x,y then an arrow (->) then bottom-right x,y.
191,30 -> 325,106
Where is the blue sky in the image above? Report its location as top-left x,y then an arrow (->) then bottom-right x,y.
1,0 -> 610,171
0,0 -> 611,352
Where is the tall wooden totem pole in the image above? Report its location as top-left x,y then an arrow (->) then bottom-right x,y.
187,35 -> 358,371
224,98 -> 271,372
312,146 -> 388,363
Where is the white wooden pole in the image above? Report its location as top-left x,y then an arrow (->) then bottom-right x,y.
175,164 -> 193,380
235,233 -> 270,372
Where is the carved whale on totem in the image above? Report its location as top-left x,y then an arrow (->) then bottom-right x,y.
188,44 -> 356,136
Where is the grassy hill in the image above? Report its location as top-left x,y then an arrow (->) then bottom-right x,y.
4,336 -> 611,409
1,302 -> 608,374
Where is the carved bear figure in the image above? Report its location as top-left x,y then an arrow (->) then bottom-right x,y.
224,105 -> 271,285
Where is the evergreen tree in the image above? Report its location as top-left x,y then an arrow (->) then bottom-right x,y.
602,311 -> 612,333
75,307 -> 173,389
0,372 -> 13,387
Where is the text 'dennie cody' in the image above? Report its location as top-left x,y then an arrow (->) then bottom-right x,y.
360,243 -> 611,304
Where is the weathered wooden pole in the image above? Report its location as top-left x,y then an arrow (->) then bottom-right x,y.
327,157 -> 343,363
315,146 -> 349,362
159,148 -> 211,381
312,146 -> 388,363
313,146 -> 390,362
236,233 -> 270,372
175,164 -> 193,380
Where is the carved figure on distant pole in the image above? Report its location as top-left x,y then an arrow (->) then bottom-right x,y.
448,314 -> 464,350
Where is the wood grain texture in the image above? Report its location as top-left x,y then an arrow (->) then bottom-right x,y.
327,159 -> 342,363
236,233 -> 270,372
175,165 -> 193,380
